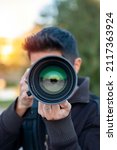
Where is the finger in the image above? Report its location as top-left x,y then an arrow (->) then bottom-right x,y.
43,104 -> 52,113
21,68 -> 30,82
38,102 -> 45,118
20,69 -> 30,92
20,81 -> 28,92
18,92 -> 33,106
43,104 -> 52,120
59,101 -> 71,110
20,68 -> 30,87
39,103 -> 52,119
51,104 -> 60,112
38,102 -> 42,115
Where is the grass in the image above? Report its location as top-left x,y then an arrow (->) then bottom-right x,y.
0,100 -> 13,108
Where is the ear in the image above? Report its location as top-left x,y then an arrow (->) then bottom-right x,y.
74,57 -> 82,73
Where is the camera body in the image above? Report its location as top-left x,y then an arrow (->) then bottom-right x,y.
28,56 -> 77,104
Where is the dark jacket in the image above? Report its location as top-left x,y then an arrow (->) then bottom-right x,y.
0,77 -> 100,150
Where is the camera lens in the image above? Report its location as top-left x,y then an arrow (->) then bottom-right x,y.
39,66 -> 67,94
28,56 -> 77,104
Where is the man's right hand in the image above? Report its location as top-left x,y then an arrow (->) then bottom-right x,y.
16,69 -> 34,117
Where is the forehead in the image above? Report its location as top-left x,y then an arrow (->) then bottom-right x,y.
30,50 -> 62,64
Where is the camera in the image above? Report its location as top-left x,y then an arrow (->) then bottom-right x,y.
28,56 -> 77,104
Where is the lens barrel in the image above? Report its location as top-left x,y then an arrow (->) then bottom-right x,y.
28,56 -> 77,104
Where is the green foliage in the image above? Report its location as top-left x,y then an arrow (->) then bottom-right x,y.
41,0 -> 100,95
0,100 -> 13,108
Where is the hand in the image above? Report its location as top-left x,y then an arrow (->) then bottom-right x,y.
38,101 -> 71,120
16,69 -> 33,117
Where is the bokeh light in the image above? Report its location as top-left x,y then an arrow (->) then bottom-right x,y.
0,79 -> 6,89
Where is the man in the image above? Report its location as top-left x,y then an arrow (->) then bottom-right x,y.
0,27 -> 100,150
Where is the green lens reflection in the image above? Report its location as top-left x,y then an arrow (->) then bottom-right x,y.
40,66 -> 67,94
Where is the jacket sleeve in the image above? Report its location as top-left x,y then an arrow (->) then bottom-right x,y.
43,114 -> 82,150
43,101 -> 100,150
0,101 -> 23,150
78,101 -> 100,150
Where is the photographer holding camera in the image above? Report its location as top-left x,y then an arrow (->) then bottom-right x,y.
0,27 -> 100,150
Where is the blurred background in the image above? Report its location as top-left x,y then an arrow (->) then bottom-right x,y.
0,0 -> 100,112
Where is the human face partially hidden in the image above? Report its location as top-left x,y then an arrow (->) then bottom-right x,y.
30,50 -> 62,65
30,50 -> 82,74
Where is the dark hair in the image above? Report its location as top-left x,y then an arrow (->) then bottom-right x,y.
23,27 -> 79,63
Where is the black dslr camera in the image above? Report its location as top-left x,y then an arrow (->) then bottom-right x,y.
28,56 -> 77,104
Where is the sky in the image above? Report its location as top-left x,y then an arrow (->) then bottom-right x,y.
0,0 -> 54,38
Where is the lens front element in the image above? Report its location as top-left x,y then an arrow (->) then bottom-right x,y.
40,66 -> 67,94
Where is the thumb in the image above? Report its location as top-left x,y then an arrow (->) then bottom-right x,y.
59,101 -> 71,109
22,68 -> 30,81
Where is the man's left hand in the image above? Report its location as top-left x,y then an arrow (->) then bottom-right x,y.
38,101 -> 71,120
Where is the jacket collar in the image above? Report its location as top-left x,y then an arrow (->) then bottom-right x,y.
68,77 -> 90,104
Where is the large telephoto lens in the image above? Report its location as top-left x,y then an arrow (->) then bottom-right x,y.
28,56 -> 77,104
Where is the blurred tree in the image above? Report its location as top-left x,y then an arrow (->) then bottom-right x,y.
41,0 -> 100,95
